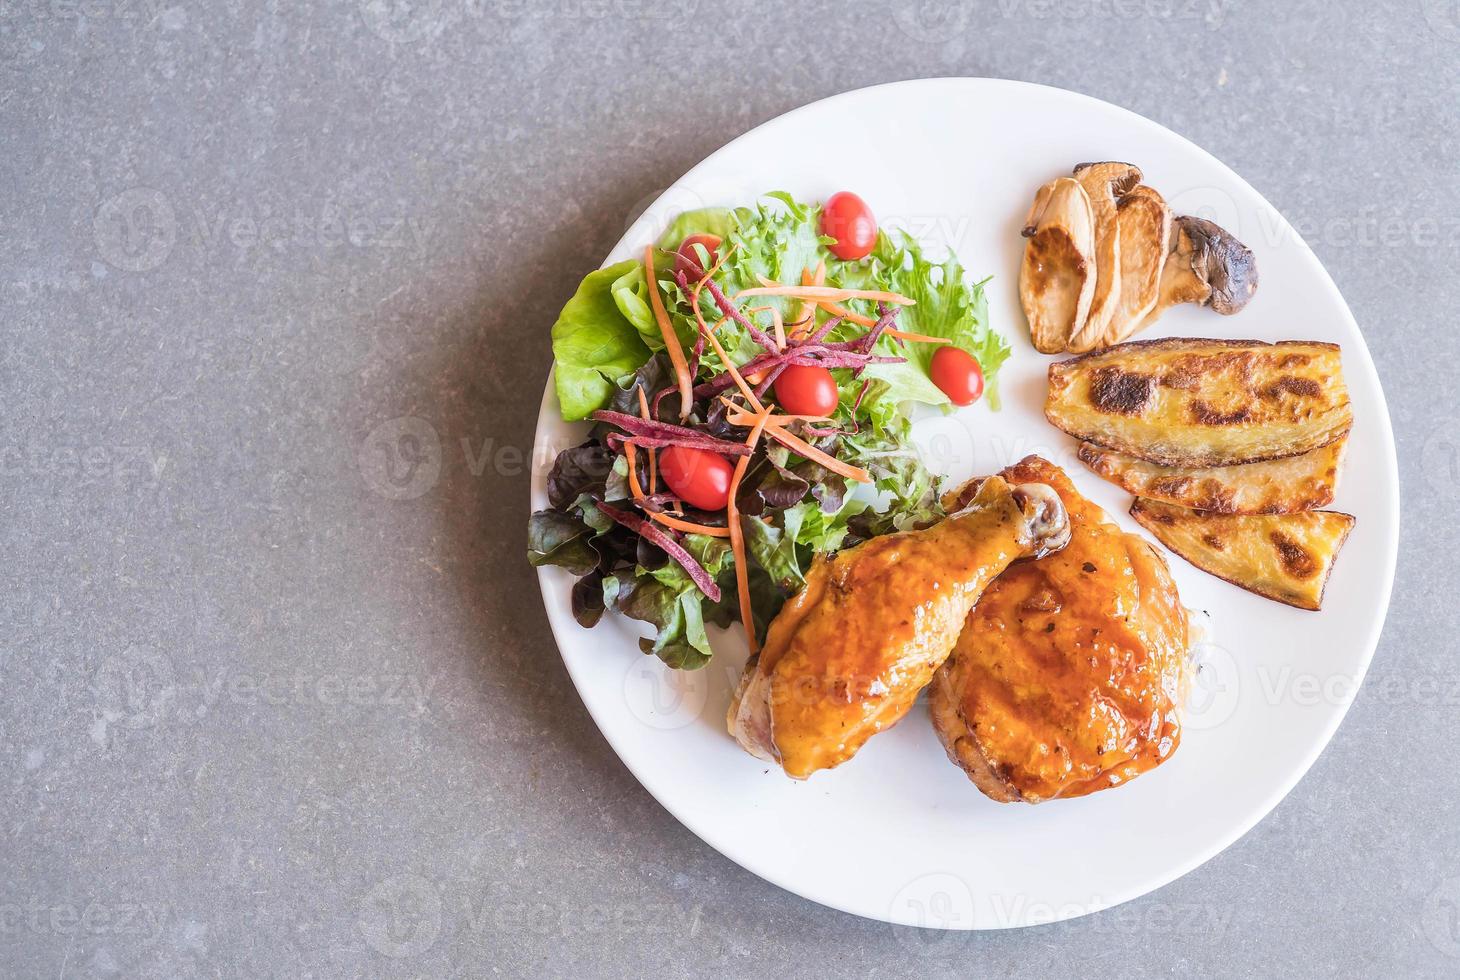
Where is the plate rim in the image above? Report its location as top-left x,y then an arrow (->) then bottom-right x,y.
529,77 -> 1401,929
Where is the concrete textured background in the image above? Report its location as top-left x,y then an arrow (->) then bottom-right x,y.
2,0 -> 1457,976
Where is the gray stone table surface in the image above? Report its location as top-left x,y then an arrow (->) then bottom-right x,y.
3,0 -> 1457,976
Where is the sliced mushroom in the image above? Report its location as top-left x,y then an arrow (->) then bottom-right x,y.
1138,214 -> 1258,331
1102,184 -> 1172,347
1019,177 -> 1097,354
1183,216 -> 1259,314
1067,162 -> 1143,352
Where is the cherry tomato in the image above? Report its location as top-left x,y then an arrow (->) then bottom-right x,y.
773,364 -> 839,417
659,445 -> 733,511
674,234 -> 722,283
930,346 -> 985,406
820,191 -> 877,261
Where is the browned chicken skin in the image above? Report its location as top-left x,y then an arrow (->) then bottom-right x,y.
931,456 -> 1190,803
728,476 -> 1071,779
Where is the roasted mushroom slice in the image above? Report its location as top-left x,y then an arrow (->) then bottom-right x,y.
1139,215 -> 1259,331
1019,177 -> 1097,354
1103,185 -> 1172,347
1067,161 -> 1143,352
1185,215 -> 1259,314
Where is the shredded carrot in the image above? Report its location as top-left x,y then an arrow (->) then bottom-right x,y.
635,386 -> 658,493
788,267 -> 825,341
727,411 -> 772,653
819,300 -> 878,328
725,406 -> 832,426
885,329 -> 951,345
645,246 -> 692,418
747,305 -> 786,349
738,281 -> 914,306
699,317 -> 764,413
722,406 -> 870,482
761,424 -> 871,483
623,442 -> 647,500
685,246 -> 763,412
650,511 -> 731,538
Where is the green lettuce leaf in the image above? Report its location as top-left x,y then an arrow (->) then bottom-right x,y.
610,263 -> 654,337
741,515 -> 804,596
604,531 -> 732,670
719,194 -> 830,318
551,260 -> 652,420
861,233 -> 1011,410
654,207 -> 735,250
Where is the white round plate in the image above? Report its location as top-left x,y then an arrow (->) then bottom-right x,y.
530,79 -> 1398,929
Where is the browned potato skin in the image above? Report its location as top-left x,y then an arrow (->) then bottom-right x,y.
1077,438 -> 1347,514
727,477 -> 1064,779
1130,498 -> 1356,611
1046,338 -> 1352,467
932,457 -> 1190,803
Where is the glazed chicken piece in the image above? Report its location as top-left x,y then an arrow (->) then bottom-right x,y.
930,456 -> 1191,803
728,476 -> 1071,779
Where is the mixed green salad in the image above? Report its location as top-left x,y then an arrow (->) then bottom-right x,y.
528,192 -> 1010,669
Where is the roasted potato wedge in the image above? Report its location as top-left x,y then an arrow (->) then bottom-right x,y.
1130,498 -> 1355,611
1020,177 -> 1097,353
1078,437 -> 1347,514
1046,338 -> 1351,467
1104,185 -> 1171,347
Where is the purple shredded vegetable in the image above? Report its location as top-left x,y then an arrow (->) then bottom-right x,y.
703,279 -> 780,353
690,344 -> 905,401
594,501 -> 722,602
802,314 -> 844,346
753,361 -> 788,400
592,411 -> 752,456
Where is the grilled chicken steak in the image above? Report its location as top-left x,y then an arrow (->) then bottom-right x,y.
728,475 -> 1071,779
931,456 -> 1191,803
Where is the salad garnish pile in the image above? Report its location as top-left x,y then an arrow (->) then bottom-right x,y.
528,192 -> 1011,669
